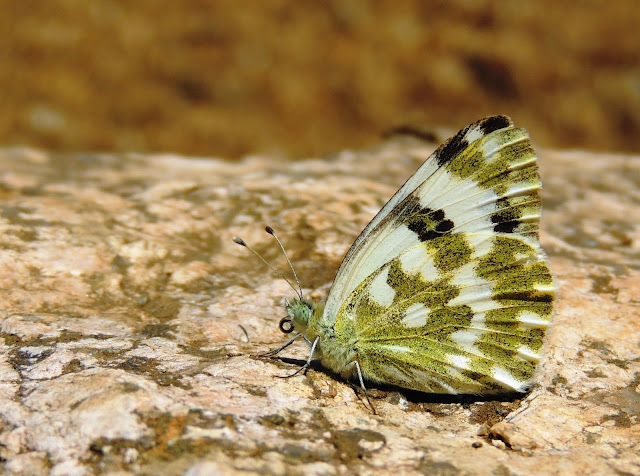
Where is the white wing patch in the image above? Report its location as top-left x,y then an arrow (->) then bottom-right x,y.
447,262 -> 495,312
492,367 -> 526,391
534,283 -> 556,293
398,244 -> 439,281
463,126 -> 485,144
449,354 -> 471,371
401,303 -> 430,328
368,267 -> 395,307
517,311 -> 549,328
466,234 -> 497,259
384,344 -> 412,354
517,346 -> 540,361
451,329 -> 482,353
327,226 -> 421,321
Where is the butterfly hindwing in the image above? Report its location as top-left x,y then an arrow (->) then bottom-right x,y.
334,233 -> 553,393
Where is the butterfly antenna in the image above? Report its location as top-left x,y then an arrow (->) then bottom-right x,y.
232,234 -> 302,298
265,226 -> 304,299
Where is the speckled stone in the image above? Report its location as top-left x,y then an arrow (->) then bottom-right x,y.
0,139 -> 638,475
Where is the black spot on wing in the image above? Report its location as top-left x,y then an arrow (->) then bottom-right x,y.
402,200 -> 455,242
491,197 -> 521,233
431,209 -> 445,221
435,219 -> 454,233
436,131 -> 469,167
435,116 -> 512,168
407,218 -> 439,242
478,116 -> 511,135
493,221 -> 520,233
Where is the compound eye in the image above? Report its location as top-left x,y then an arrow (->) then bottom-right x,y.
279,317 -> 294,334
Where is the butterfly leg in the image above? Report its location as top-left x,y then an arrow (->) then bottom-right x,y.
354,360 -> 376,415
257,332 -> 308,358
279,336 -> 320,378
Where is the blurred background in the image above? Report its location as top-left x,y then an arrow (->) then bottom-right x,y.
2,1 -> 639,159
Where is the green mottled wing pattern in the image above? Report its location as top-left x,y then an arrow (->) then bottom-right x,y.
334,234 -> 552,392
321,116 -> 554,393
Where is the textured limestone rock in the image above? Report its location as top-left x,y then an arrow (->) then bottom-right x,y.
0,138 -> 638,475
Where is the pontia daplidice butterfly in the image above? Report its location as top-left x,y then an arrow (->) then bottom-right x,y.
234,116 -> 554,412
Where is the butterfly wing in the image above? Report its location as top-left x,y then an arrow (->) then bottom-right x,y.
322,116 -> 553,392
323,116 -> 536,324
333,233 -> 553,393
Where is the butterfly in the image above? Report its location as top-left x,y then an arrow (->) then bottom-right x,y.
235,116 -> 554,412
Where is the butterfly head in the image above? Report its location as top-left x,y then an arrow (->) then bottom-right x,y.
282,297 -> 317,334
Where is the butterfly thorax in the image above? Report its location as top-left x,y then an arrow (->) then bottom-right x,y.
284,298 -> 359,378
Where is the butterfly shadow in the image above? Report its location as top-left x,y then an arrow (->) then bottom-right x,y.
268,356 -> 527,407
369,384 -> 527,406
269,356 -> 326,374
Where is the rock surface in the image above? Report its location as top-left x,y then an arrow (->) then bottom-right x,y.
0,138 -> 638,475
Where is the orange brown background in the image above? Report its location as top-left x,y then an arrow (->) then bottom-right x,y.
3,1 -> 639,158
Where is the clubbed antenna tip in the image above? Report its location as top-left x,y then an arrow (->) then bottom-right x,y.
264,226 -> 303,299
233,236 -> 247,246
232,231 -> 303,299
